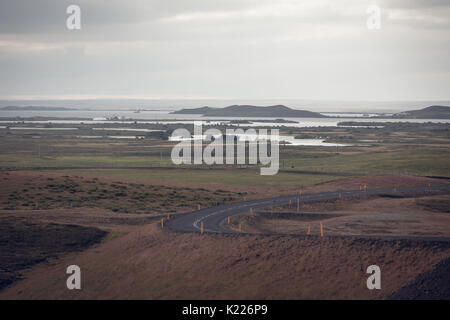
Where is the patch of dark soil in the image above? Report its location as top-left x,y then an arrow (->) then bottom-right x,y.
377,194 -> 407,199
0,216 -> 107,290
389,256 -> 450,300
416,198 -> 450,213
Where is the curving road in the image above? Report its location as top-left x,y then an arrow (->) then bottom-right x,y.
167,185 -> 450,234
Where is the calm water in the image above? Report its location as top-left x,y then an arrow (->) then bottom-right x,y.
3,109 -> 447,147
0,110 -> 449,127
169,133 -> 351,147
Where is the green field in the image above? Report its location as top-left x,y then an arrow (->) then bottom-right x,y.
45,168 -> 342,187
1,149 -> 449,177
0,154 -> 173,168
283,150 -> 450,176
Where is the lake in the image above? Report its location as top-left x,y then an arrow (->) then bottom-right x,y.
0,110 -> 449,128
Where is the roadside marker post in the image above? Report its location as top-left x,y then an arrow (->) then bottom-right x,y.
250,208 -> 253,215
161,218 -> 164,229
167,213 -> 170,220
201,222 -> 203,234
197,204 -> 201,210
289,199 -> 292,209
320,222 -> 324,237
228,216 -> 230,224
307,226 -> 311,235
297,196 -> 300,212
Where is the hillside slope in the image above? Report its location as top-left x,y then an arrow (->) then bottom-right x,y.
1,223 -> 448,299
172,105 -> 325,117
393,106 -> 450,119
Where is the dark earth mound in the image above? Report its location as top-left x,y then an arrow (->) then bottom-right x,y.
389,256 -> 450,299
0,216 -> 107,290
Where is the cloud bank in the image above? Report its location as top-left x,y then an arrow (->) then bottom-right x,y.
0,0 -> 449,101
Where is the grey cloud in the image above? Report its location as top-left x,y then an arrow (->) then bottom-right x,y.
380,0 -> 450,9
0,0 -> 262,34
0,0 -> 448,101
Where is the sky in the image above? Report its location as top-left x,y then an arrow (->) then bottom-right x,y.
0,0 -> 449,103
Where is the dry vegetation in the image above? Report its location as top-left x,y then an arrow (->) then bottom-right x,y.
1,120 -> 449,299
0,170 -> 248,293
1,223 -> 449,300
0,216 -> 107,290
228,180 -> 450,238
0,171 -> 246,215
0,172 -> 449,299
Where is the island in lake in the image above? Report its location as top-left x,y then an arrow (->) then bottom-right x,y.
392,105 -> 450,119
171,105 -> 326,118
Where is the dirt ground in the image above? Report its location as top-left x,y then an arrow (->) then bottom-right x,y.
1,222 -> 449,300
301,174 -> 449,194
0,171 -> 247,215
1,172 -> 449,299
233,194 -> 450,238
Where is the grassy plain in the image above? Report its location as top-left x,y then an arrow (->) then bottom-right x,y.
0,121 -> 449,299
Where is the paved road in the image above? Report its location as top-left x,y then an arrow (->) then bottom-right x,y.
167,185 -> 450,234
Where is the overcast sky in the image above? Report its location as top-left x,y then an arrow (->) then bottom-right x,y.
0,0 -> 449,102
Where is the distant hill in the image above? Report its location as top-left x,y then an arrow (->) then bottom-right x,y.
393,106 -> 450,119
172,105 -> 325,118
1,106 -> 76,111
170,106 -> 217,114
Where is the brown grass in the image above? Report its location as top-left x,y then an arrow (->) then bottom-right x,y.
231,192 -> 450,238
0,171 -> 246,215
1,173 -> 449,299
0,216 -> 107,290
0,223 -> 448,300
301,174 -> 450,194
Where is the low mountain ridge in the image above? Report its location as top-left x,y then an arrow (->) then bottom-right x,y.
172,105 -> 325,118
393,105 -> 450,119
